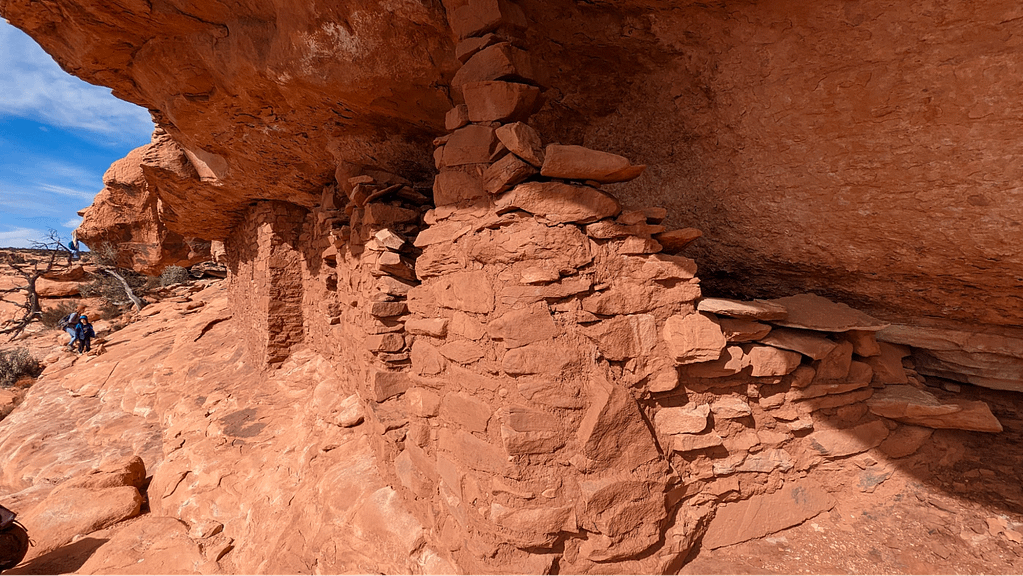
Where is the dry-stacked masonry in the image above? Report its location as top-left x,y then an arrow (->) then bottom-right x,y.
219,0 -> 1006,572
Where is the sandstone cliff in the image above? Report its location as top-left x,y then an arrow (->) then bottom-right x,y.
4,0 -> 1022,327
2,0 -> 1023,573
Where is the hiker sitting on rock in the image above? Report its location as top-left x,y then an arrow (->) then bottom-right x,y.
58,306 -> 85,351
74,316 -> 95,354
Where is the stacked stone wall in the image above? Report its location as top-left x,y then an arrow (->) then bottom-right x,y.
221,1 -> 1008,572
226,201 -> 307,369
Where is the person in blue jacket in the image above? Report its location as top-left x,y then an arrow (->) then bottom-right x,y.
74,316 -> 96,354
58,307 -> 84,351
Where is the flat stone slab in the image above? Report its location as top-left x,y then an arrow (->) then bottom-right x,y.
495,181 -> 621,224
757,327 -> 837,360
866,385 -> 1003,432
701,480 -> 836,549
697,297 -> 787,320
765,293 -> 889,332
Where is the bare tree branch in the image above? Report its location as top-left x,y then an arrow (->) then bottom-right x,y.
1,230 -> 72,340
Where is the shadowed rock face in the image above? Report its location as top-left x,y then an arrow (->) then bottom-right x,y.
5,0 -> 1022,326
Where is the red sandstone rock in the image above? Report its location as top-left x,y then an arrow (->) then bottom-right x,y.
701,480 -> 836,549
842,329 -> 882,357
449,0 -> 527,40
20,485 -> 144,561
862,342 -> 910,385
682,345 -> 747,378
866,386 -> 1003,432
34,278 -> 81,298
877,324 -> 1023,393
494,122 -> 545,167
445,104 -> 470,131
655,403 -> 710,435
463,81 -> 542,123
655,228 -> 703,253
452,43 -> 535,90
488,303 -> 558,348
697,297 -> 788,320
813,340 -> 855,381
443,125 -> 500,166
495,181 -> 622,223
806,420 -> 889,458
663,313 -> 727,364
758,327 -> 837,360
540,144 -> 646,183
744,345 -> 802,377
77,130 -> 211,273
455,33 -> 501,63
482,152 -> 537,193
767,293 -> 889,332
77,517 -> 215,574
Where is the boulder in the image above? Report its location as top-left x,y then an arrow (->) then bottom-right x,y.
35,278 -> 81,298
663,313 -> 727,364
20,485 -> 143,560
866,386 -> 1003,432
861,342 -> 910,385
540,144 -> 646,183
76,516 -> 215,575
495,181 -> 621,224
765,293 -> 889,332
878,424 -> 934,458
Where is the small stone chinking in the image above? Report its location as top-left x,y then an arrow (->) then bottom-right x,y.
288,1 -> 1004,572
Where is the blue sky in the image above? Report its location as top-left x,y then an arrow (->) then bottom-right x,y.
0,19 -> 154,248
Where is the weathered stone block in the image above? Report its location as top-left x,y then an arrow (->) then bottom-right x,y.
540,144 -> 646,183
463,81 -> 542,123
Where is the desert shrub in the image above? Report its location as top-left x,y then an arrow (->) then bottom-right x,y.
39,301 -> 79,328
160,265 -> 191,287
0,348 -> 40,388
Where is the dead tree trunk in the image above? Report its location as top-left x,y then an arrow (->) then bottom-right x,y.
100,267 -> 145,311
0,231 -> 71,340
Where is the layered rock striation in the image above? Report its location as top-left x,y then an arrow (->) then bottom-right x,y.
4,0 -> 1022,326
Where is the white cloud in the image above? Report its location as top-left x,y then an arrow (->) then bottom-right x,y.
38,183 -> 97,202
0,227 -> 46,248
62,218 -> 83,228
0,21 -> 154,143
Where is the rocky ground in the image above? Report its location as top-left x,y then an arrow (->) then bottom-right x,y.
0,254 -> 1020,574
